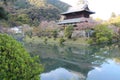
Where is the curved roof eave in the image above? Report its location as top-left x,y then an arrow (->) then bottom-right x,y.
61,10 -> 95,15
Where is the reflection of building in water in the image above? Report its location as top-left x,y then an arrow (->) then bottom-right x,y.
41,57 -> 94,79
41,68 -> 84,80
26,41 -> 120,80
38,45 -> 101,79
69,70 -> 85,79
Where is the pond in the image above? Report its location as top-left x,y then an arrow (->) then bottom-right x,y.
25,43 -> 120,80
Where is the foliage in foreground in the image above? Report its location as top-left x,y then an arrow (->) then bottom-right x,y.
0,34 -> 43,80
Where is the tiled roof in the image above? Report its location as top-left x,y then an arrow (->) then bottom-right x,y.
61,5 -> 95,15
61,9 -> 95,15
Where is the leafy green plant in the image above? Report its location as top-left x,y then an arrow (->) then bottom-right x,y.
0,34 -> 43,80
64,25 -> 74,39
16,14 -> 30,24
44,37 -> 48,44
89,24 -> 114,44
52,30 -> 58,39
59,38 -> 65,44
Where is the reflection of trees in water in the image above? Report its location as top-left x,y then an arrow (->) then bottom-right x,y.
94,44 -> 120,58
24,43 -> 120,78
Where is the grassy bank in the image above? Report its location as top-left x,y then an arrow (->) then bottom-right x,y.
25,36 -> 89,45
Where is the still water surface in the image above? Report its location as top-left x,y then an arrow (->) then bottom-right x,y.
25,43 -> 120,80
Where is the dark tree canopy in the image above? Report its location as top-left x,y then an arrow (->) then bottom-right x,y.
1,0 -> 16,5
0,7 -> 8,20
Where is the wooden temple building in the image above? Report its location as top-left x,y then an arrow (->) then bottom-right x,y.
58,4 -> 96,37
58,4 -> 96,30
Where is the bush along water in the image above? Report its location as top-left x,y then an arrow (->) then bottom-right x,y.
0,34 -> 43,80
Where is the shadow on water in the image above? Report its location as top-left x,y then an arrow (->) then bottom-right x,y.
24,42 -> 120,80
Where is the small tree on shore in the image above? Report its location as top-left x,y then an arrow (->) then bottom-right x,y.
64,25 -> 74,39
89,24 -> 114,44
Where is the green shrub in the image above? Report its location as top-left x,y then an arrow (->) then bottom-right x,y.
72,37 -> 77,41
59,38 -> 65,44
88,38 -> 93,44
44,38 -> 47,44
52,30 -> 58,39
0,34 -> 43,80
64,25 -> 74,39
89,24 -> 114,44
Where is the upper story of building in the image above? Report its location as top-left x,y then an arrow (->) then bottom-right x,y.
61,4 -> 95,20
58,3 -> 95,25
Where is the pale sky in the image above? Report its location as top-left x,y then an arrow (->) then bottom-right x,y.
60,0 -> 120,20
